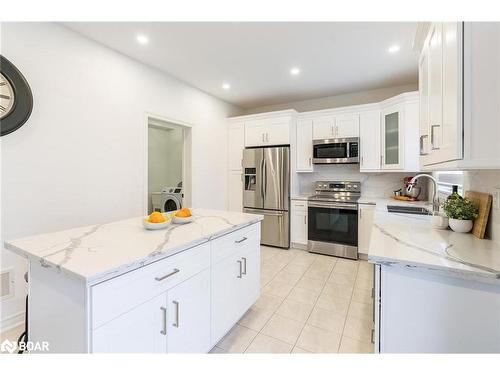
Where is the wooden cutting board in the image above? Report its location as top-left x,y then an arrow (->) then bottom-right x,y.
465,191 -> 492,239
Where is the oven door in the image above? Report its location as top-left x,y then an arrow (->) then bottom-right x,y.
308,201 -> 358,247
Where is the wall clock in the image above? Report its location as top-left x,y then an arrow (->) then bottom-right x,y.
0,55 -> 33,136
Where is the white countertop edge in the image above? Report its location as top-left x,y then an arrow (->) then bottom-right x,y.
368,254 -> 500,285
5,217 -> 263,286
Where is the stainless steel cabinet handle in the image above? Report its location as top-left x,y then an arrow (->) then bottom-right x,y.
430,124 -> 440,150
304,215 -> 306,224
419,134 -> 429,155
242,257 -> 247,275
361,156 -> 364,166
309,157 -> 312,166
380,155 -> 383,165
371,328 -> 375,344
160,307 -> 167,335
155,268 -> 180,282
235,237 -> 248,244
371,287 -> 375,299
172,301 -> 180,327
237,260 -> 243,278
359,209 -> 362,220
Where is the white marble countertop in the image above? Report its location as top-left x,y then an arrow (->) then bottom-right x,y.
368,207 -> 500,283
5,209 -> 263,285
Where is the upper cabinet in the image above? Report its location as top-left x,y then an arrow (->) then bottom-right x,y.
381,104 -> 404,170
336,114 -> 360,138
312,114 -> 359,140
418,22 -> 500,170
296,119 -> 313,172
359,110 -> 381,171
242,113 -> 294,147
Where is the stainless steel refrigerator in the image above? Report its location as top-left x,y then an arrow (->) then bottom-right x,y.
242,146 -> 290,248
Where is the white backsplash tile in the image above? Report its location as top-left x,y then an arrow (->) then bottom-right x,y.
464,170 -> 500,244
298,165 -> 419,199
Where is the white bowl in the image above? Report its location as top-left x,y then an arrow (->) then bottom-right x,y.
142,215 -> 171,230
172,215 -> 193,224
449,218 -> 473,233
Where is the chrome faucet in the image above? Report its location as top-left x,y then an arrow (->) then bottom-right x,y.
407,174 -> 440,212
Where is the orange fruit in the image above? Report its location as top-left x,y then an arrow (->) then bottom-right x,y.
148,212 -> 166,223
175,208 -> 192,217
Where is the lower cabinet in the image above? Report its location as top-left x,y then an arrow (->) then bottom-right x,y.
91,223 -> 260,353
290,200 -> 308,246
211,231 -> 261,345
93,294 -> 168,353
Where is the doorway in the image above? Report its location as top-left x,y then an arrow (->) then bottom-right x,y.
147,116 -> 191,214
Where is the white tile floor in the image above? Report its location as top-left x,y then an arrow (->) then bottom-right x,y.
211,246 -> 375,354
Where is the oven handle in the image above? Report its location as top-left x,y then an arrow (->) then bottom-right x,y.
308,202 -> 358,210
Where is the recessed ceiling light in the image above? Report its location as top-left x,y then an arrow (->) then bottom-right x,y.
136,34 -> 149,45
290,67 -> 300,75
387,45 -> 400,53
222,83 -> 231,90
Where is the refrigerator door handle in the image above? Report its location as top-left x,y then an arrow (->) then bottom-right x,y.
260,157 -> 265,203
263,158 -> 267,201
243,208 -> 286,216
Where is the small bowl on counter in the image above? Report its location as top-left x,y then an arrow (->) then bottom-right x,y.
142,213 -> 172,230
172,215 -> 193,224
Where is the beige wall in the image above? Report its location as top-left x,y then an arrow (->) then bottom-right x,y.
244,83 -> 418,114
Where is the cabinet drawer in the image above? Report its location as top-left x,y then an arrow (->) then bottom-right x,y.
291,200 -> 307,212
211,223 -> 260,265
92,242 -> 210,329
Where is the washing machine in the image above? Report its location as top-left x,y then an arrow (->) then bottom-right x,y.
160,186 -> 183,212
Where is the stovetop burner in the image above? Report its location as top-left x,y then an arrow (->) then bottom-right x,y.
308,180 -> 361,203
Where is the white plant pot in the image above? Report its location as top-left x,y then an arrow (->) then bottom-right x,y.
448,218 -> 473,233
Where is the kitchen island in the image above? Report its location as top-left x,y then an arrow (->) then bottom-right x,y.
5,209 -> 263,353
368,203 -> 500,353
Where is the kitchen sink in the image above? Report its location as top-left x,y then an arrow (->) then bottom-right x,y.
387,205 -> 432,215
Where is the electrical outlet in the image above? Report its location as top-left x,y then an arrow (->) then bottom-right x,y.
493,189 -> 500,210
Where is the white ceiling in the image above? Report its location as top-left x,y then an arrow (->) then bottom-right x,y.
64,22 -> 419,109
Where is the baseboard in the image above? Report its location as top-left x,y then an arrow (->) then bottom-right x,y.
291,242 -> 308,251
0,310 -> 25,333
358,253 -> 368,261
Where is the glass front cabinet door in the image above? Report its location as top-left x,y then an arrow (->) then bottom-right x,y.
381,105 -> 404,170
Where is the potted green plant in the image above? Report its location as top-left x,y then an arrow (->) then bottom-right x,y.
441,196 -> 479,233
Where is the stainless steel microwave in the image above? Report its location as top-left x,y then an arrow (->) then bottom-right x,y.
312,137 -> 359,164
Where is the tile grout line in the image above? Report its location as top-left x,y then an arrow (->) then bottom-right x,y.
288,256 -> 339,353
242,248 -> 306,353
336,261 -> 360,353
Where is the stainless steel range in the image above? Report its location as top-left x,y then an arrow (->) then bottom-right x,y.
307,181 -> 361,260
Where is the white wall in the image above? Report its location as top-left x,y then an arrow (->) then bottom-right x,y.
244,83 -> 418,114
0,22 -> 241,331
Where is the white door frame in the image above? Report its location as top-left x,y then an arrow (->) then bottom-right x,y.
143,112 -> 193,215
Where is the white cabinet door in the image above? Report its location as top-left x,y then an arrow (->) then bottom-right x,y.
228,170 -> 243,212
428,23 -> 443,158
290,201 -> 308,245
419,44 -> 431,161
92,294 -> 167,353
228,121 -> 245,170
313,116 -> 336,140
358,204 -> 375,256
359,110 -> 381,171
381,105 -> 404,170
336,114 -> 360,138
439,22 -> 463,163
166,269 -> 211,353
239,244 -> 261,310
245,119 -> 267,147
266,117 -> 290,145
211,252 -> 245,344
296,119 -> 313,172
